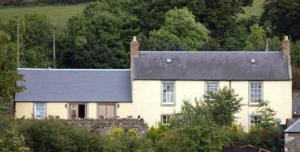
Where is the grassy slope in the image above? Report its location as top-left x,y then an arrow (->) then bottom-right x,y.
0,0 -> 264,30
0,4 -> 87,29
239,0 -> 265,19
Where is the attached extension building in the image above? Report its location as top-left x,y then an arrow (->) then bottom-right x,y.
15,36 -> 292,131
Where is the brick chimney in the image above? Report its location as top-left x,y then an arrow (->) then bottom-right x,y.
131,36 -> 139,58
282,35 -> 290,57
130,36 -> 139,79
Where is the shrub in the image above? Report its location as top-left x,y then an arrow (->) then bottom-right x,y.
0,129 -> 30,152
16,118 -> 104,152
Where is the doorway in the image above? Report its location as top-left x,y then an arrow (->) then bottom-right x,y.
78,104 -> 86,118
69,104 -> 86,119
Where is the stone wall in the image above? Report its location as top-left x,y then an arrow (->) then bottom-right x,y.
67,118 -> 148,135
285,133 -> 300,152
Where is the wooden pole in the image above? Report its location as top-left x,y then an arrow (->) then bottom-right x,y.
17,18 -> 20,68
52,31 -> 56,68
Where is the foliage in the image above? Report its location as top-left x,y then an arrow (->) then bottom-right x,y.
0,129 -> 30,152
0,31 -> 23,114
243,24 -> 266,51
256,101 -> 276,129
104,127 -> 152,152
262,0 -> 300,40
247,101 -> 280,152
267,36 -> 281,51
147,8 -> 209,51
146,124 -> 167,144
0,0 -> 96,6
293,67 -> 300,90
291,41 -> 300,67
16,118 -> 104,152
129,0 -> 253,49
60,1 -> 138,68
6,13 -> 55,68
166,100 -> 228,152
203,87 -> 243,126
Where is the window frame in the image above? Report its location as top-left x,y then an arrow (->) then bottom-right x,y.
34,103 -> 46,119
98,103 -> 116,119
161,114 -> 172,125
249,114 -> 262,126
249,81 -> 263,104
161,81 -> 176,106
205,81 -> 220,94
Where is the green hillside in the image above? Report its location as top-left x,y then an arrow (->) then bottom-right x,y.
0,4 -> 87,29
0,0 -> 264,30
239,0 -> 265,18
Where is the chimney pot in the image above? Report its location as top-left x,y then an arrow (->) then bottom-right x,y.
282,35 -> 290,58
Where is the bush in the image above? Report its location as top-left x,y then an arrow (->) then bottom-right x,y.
0,129 -> 30,152
16,118 -> 104,152
104,127 -> 152,152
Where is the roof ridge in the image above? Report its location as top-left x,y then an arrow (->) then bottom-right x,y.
17,68 -> 131,71
140,51 -> 281,53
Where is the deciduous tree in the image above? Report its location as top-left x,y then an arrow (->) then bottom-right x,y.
203,87 -> 243,126
147,8 -> 209,51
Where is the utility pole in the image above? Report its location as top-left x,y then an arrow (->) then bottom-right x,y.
17,17 -> 20,68
52,31 -> 56,68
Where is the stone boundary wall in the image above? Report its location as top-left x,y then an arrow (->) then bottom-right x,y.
284,133 -> 300,152
67,118 -> 148,135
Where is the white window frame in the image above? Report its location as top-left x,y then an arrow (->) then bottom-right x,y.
205,81 -> 219,94
161,114 -> 171,125
34,103 -> 46,119
161,81 -> 175,105
249,81 -> 263,104
249,114 -> 262,126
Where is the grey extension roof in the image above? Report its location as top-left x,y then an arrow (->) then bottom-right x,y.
15,68 -> 132,102
285,119 -> 300,133
134,51 -> 291,80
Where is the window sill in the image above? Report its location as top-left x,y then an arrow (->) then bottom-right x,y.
248,103 -> 260,107
161,103 -> 176,106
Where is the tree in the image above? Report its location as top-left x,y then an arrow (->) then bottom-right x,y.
267,36 -> 281,51
128,0 -> 253,49
262,0 -> 300,40
0,31 -> 23,114
6,13 -> 55,68
61,1 -> 138,68
203,87 -> 243,126
291,41 -> 300,67
243,24 -> 266,51
160,100 -> 228,152
248,101 -> 280,152
147,8 -> 209,51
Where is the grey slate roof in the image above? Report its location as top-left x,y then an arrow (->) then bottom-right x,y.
293,98 -> 300,116
134,51 -> 291,80
15,69 -> 132,102
285,119 -> 300,133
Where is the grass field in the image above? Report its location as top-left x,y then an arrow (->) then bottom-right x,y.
239,0 -> 265,19
0,4 -> 87,29
0,0 -> 264,30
